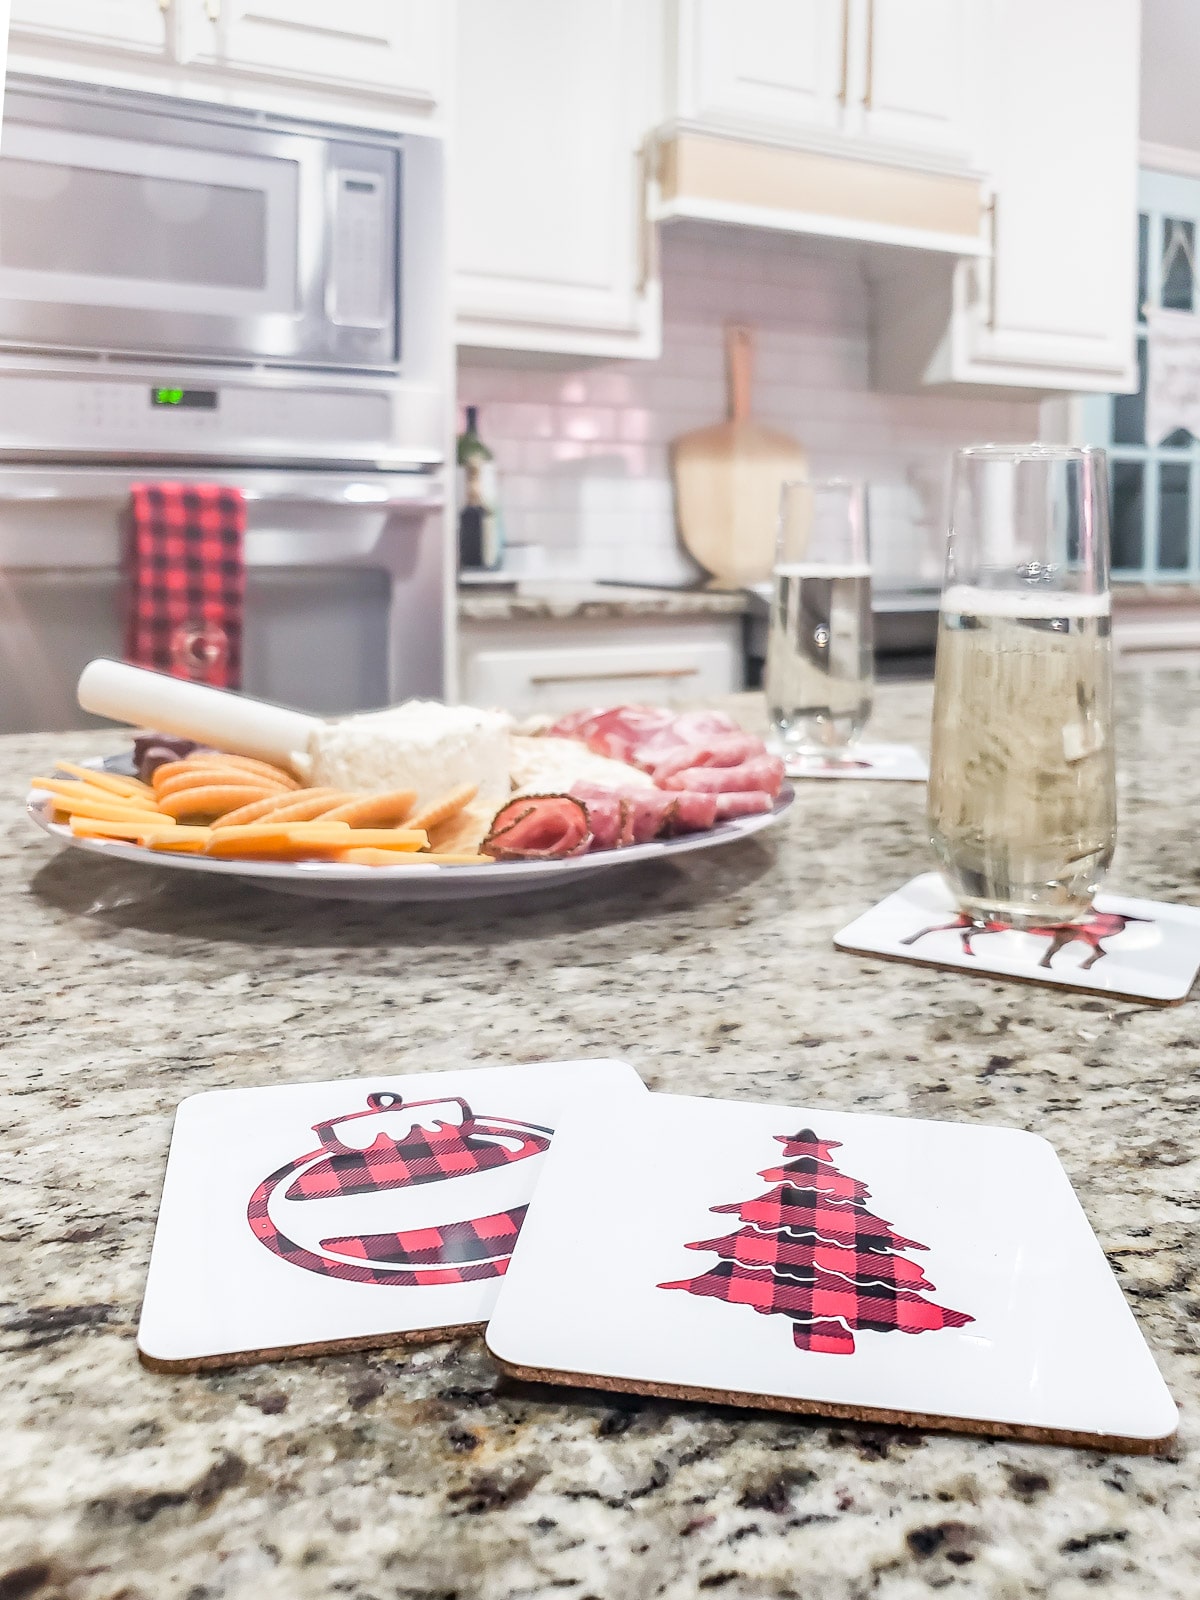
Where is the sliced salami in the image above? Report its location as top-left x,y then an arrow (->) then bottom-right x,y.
547,706 -> 675,764
570,785 -> 628,851
483,795 -> 593,860
492,708 -> 786,859
548,706 -> 743,769
660,755 -> 785,798
714,790 -> 774,820
632,710 -> 744,769
648,734 -> 764,781
625,788 -> 675,843
664,790 -> 719,833
547,705 -> 786,814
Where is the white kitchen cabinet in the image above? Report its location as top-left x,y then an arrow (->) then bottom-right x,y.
654,0 -> 984,261
855,0 -> 970,157
181,0 -> 444,112
8,0 -> 168,60
458,613 -> 743,713
7,0 -> 447,130
673,0 -> 846,139
453,0 -> 662,359
871,0 -> 1139,394
668,0 -> 971,165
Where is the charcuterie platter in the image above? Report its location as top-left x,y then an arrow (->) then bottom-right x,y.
26,662 -> 793,901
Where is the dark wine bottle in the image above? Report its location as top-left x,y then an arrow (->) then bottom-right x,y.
456,405 -> 503,571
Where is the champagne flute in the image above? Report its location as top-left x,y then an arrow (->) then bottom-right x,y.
928,445 -> 1116,928
766,479 -> 873,760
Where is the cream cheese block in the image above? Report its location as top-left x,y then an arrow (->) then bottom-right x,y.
309,701 -> 513,808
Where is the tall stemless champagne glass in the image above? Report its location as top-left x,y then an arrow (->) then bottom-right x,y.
928,445 -> 1116,928
767,479 -> 874,758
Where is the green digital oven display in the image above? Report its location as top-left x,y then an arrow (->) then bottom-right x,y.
150,387 -> 218,410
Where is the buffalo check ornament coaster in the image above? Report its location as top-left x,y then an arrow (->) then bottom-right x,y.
137,1059 -> 646,1371
486,1094 -> 1177,1452
786,743 -> 928,782
835,872 -> 1200,1004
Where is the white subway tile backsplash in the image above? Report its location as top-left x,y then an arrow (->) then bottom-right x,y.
558,407 -> 617,443
459,229 -> 1042,586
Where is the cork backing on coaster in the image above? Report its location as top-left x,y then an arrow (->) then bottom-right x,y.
487,1355 -> 1176,1457
138,1321 -> 482,1375
834,873 -> 1200,1005
484,1094 -> 1179,1454
136,1060 -> 647,1371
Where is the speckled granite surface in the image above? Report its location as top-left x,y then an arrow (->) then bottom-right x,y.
2,668 -> 1199,1600
457,580 -> 748,622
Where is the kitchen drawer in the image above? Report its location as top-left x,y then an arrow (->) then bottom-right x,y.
463,638 -> 740,713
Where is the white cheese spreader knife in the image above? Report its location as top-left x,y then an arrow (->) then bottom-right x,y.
77,658 -> 319,777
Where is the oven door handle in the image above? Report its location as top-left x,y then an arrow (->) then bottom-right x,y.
0,476 -> 443,511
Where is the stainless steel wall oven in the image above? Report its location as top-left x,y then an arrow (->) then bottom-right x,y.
0,77 -> 451,731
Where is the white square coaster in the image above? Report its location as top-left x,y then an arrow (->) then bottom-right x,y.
486,1094 -> 1177,1451
138,1059 -> 646,1371
835,873 -> 1200,1004
785,743 -> 928,782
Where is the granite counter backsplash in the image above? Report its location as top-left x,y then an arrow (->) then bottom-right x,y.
2,669 -> 1199,1600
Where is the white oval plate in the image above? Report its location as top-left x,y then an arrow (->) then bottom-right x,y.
27,762 -> 794,901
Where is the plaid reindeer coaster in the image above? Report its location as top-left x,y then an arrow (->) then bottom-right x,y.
486,1093 -> 1177,1453
835,873 -> 1200,1004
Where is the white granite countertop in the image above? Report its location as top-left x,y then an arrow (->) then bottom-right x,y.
457,580 -> 749,622
2,668 -> 1199,1599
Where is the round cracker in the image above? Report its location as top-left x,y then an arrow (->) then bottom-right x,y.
405,783 -> 479,834
210,790 -> 318,829
158,784 -> 276,819
319,789 -> 417,827
249,789 -> 355,824
155,768 -> 288,800
185,752 -> 300,789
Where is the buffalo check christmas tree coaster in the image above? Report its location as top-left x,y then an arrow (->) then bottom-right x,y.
785,744 -> 928,782
486,1094 -> 1177,1452
835,872 -> 1200,1004
137,1059 -> 646,1372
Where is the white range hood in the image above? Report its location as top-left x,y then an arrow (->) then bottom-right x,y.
649,124 -> 990,260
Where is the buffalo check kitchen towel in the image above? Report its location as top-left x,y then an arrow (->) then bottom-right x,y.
124,483 -> 246,688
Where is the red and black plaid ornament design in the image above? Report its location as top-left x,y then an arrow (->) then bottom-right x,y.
124,482 -> 246,688
660,1129 -> 973,1355
247,1092 -> 551,1287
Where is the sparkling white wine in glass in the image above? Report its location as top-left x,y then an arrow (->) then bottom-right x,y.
767,479 -> 873,758
928,446 -> 1116,928
767,563 -> 873,753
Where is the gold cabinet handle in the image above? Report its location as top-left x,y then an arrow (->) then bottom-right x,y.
528,666 -> 700,686
863,0 -> 875,108
838,0 -> 851,106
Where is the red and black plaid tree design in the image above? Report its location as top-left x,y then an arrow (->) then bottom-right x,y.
660,1129 -> 973,1355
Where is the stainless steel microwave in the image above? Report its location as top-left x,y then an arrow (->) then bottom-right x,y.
0,79 -> 402,371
